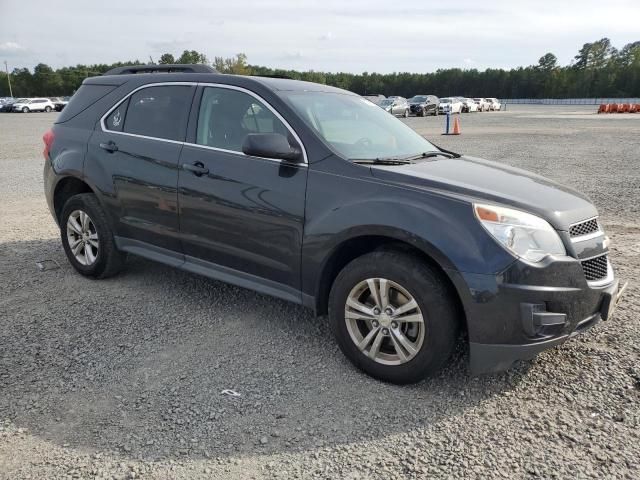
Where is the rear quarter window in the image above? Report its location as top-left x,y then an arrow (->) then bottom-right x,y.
55,84 -> 118,123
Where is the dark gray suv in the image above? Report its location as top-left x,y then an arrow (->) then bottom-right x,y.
43,64 -> 627,384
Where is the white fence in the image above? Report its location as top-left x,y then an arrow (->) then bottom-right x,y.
504,98 -> 640,105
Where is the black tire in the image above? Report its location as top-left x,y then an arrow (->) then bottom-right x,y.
403,109 -> 409,118
60,193 -> 126,279
45,106 -> 52,113
433,109 -> 438,116
22,107 -> 28,113
329,250 -> 459,384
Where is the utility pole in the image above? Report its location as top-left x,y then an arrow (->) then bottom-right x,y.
4,61 -> 13,98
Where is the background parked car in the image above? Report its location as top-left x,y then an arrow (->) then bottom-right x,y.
473,98 -> 491,111
1,98 -> 26,112
438,97 -> 463,114
379,97 -> 410,117
408,95 -> 439,116
362,94 -> 386,106
486,97 -> 502,111
54,96 -> 71,111
461,98 -> 479,113
12,98 -> 55,113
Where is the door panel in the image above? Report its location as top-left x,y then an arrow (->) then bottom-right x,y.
178,146 -> 307,290
84,84 -> 195,252
85,132 -> 183,251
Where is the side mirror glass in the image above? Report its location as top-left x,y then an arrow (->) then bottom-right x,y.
242,133 -> 303,162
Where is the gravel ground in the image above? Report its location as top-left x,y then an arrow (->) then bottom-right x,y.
0,106 -> 638,479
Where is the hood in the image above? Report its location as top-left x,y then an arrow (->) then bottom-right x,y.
369,156 -> 597,230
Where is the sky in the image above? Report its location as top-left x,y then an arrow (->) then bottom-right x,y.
1,0 -> 639,73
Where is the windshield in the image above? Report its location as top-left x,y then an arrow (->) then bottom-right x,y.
409,96 -> 428,103
380,99 -> 393,106
283,92 -> 438,161
441,98 -> 452,103
16,98 -> 27,103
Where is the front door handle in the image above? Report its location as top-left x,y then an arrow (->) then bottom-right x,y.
182,162 -> 209,176
99,141 -> 118,153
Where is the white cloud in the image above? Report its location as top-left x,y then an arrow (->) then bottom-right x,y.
0,41 -> 26,53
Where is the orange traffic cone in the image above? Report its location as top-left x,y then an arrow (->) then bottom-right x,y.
451,116 -> 461,135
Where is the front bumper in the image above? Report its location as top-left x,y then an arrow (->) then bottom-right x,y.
446,257 -> 628,374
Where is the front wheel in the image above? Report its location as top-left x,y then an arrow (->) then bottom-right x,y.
22,107 -> 29,113
61,193 -> 126,279
329,250 -> 459,384
403,109 -> 409,118
44,106 -> 52,113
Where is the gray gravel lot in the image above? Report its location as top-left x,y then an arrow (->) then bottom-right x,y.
0,106 -> 638,479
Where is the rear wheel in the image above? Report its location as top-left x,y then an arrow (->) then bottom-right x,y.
329,250 -> 459,384
61,193 -> 126,279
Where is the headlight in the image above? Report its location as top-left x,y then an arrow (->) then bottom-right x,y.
474,203 -> 566,262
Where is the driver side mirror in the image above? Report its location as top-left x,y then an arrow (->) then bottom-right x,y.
242,133 -> 303,162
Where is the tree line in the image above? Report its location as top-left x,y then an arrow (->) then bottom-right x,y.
1,38 -> 638,99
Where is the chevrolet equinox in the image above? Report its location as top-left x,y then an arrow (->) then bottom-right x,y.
43,64 -> 627,384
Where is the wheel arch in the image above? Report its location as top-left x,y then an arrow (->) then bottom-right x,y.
53,176 -> 95,223
313,231 -> 467,334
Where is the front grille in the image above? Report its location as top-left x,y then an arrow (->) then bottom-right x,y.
570,218 -> 599,237
581,254 -> 609,281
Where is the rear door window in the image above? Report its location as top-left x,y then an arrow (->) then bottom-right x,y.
122,85 -> 193,141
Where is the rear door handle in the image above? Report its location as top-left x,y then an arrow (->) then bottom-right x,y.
182,162 -> 209,176
99,141 -> 118,153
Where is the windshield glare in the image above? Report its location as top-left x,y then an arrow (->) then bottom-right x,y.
441,98 -> 452,103
283,92 -> 438,161
409,96 -> 427,102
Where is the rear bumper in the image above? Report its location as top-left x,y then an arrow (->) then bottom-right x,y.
446,258 -> 627,374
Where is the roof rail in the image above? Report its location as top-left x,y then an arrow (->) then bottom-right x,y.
252,74 -> 293,80
103,64 -> 217,76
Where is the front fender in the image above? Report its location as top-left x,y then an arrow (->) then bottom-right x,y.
301,165 -> 515,300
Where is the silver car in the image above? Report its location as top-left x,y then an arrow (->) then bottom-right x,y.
379,97 -> 409,117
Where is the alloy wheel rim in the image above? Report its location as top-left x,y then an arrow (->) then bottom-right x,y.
345,278 -> 425,365
66,210 -> 99,266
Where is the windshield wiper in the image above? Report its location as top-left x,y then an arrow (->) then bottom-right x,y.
401,151 -> 456,161
352,157 -> 413,165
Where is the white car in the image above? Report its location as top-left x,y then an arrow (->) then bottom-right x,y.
438,97 -> 463,114
486,97 -> 502,111
472,98 -> 491,112
461,98 -> 479,113
12,98 -> 56,113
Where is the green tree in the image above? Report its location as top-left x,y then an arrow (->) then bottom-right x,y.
177,50 -> 208,64
213,53 -> 251,75
537,53 -> 558,71
158,53 -> 175,64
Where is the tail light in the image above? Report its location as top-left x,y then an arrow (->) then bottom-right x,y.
43,129 -> 54,160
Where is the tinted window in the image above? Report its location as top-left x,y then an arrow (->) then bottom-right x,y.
104,98 -> 129,132
196,87 -> 289,152
55,84 -> 117,124
123,86 -> 193,141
